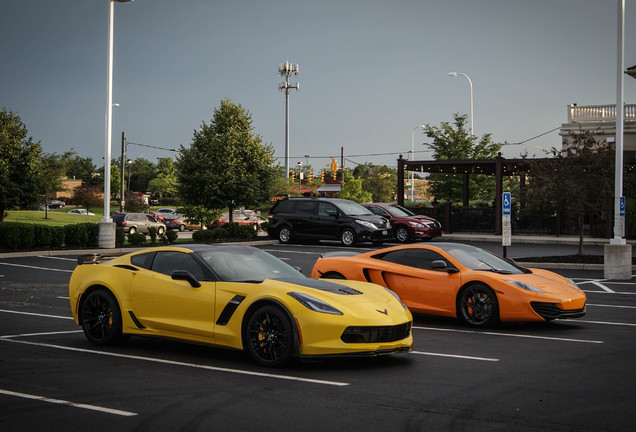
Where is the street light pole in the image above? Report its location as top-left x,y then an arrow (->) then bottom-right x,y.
99,0 -> 133,248
411,125 -> 425,202
448,72 -> 474,136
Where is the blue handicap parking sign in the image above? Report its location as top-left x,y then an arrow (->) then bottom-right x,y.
502,192 -> 511,215
620,196 -> 625,216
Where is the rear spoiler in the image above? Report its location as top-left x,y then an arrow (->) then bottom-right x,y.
77,252 -> 124,265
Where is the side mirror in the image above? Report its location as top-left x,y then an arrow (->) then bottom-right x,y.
431,260 -> 459,274
172,270 -> 202,287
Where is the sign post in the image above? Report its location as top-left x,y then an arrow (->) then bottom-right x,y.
502,192 -> 511,258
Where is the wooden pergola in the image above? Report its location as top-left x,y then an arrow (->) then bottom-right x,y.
397,154 -> 546,235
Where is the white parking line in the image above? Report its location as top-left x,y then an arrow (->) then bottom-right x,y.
0,309 -> 73,320
410,351 -> 499,362
587,303 -> 636,309
413,326 -> 603,344
562,319 -> 636,327
0,262 -> 73,273
0,338 -> 349,387
0,388 -> 137,417
37,256 -> 77,262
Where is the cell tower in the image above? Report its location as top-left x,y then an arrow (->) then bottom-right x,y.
278,61 -> 299,179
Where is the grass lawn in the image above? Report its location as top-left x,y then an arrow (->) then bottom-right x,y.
4,208 -> 102,226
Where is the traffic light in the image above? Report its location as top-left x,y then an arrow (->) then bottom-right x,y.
321,171 -> 325,182
290,171 -> 295,182
309,171 -> 313,182
332,170 -> 337,180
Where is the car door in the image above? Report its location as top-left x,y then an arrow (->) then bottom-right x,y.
292,200 -> 319,238
128,251 -> 216,339
367,248 -> 462,316
309,201 -> 340,239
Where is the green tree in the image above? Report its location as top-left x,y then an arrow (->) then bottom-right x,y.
127,157 -> 156,193
40,153 -> 66,219
423,114 -> 502,203
0,108 -> 44,221
526,132 -> 614,254
352,163 -> 397,202
61,149 -> 97,184
176,98 -> 277,221
149,158 -> 177,200
338,171 -> 372,203
72,183 -> 102,211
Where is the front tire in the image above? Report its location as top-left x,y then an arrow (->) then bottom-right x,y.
80,289 -> 125,346
340,228 -> 357,246
278,226 -> 293,244
128,226 -> 137,235
395,226 -> 410,243
179,224 -> 186,232
457,284 -> 499,327
245,305 -> 294,367
157,226 -> 165,235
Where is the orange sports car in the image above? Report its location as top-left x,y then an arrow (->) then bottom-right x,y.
311,243 -> 586,327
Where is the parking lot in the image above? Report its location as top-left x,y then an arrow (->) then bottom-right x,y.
1,244 -> 635,431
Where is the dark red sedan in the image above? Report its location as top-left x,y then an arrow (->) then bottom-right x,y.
362,203 -> 442,243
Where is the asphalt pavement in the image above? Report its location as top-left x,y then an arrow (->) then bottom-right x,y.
0,232 -> 633,271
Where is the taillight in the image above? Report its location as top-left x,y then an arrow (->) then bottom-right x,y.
121,221 -> 127,226
268,213 -> 273,218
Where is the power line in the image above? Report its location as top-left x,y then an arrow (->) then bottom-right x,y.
127,141 -> 178,152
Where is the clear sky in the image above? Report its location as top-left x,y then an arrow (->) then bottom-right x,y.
2,0 -> 635,172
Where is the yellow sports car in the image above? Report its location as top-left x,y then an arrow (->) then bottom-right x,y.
69,244 -> 412,367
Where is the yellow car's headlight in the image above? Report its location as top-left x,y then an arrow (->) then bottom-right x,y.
288,292 -> 343,315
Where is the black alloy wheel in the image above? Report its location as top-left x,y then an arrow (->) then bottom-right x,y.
457,284 -> 499,327
245,306 -> 294,367
80,290 -> 125,345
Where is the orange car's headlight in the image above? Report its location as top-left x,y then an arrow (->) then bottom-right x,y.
506,280 -> 544,293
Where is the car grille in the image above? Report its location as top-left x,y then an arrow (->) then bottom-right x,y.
341,322 -> 411,343
530,302 -> 586,320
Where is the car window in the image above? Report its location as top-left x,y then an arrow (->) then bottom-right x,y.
131,252 -> 154,269
146,215 -> 156,222
318,202 -> 338,217
367,206 -> 389,217
272,200 -> 295,213
334,200 -> 374,216
375,248 -> 453,271
386,206 -> 411,217
296,201 -> 318,214
150,251 -> 206,280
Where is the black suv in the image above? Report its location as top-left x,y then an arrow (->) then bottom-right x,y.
267,198 -> 391,246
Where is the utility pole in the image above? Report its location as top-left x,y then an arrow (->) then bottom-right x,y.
120,131 -> 126,212
278,61 -> 299,179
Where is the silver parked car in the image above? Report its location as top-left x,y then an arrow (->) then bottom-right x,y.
113,212 -> 166,235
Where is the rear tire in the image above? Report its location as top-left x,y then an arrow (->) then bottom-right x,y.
128,227 -> 137,235
80,289 -> 126,346
157,226 -> 165,235
278,226 -> 293,244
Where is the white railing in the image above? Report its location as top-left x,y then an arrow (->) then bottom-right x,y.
568,104 -> 636,122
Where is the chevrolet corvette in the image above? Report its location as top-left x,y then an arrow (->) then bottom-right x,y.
69,244 -> 413,367
311,243 -> 586,327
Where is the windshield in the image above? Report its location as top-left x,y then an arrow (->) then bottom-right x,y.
336,201 -> 374,216
442,243 -> 524,274
393,205 -> 415,216
197,247 -> 304,282
386,205 -> 413,217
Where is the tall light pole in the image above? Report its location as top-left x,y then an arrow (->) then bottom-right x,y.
448,72 -> 474,136
278,61 -> 299,179
99,0 -> 133,248
411,125 -> 425,202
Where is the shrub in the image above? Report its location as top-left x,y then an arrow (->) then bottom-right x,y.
221,222 -> 240,238
237,224 -> 258,239
128,232 -> 146,246
0,222 -> 34,250
165,230 -> 178,244
64,224 -> 89,248
148,226 -> 158,244
33,225 -> 53,248
115,227 -> 125,247
50,226 -> 66,248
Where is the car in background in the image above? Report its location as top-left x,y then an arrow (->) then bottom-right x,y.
69,244 -> 413,367
267,198 -> 391,246
208,211 -> 265,229
47,199 -> 65,209
363,203 -> 442,243
161,214 -> 194,231
311,243 -> 586,327
68,209 -> 95,216
112,212 -> 166,235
